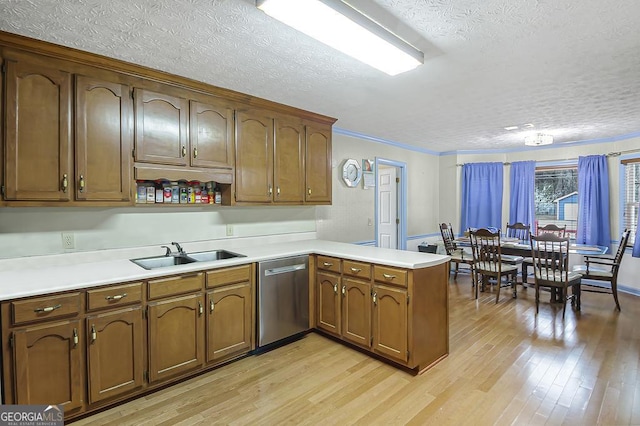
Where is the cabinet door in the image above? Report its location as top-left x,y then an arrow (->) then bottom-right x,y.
13,320 -> 83,411
372,284 -> 408,363
304,124 -> 332,204
342,277 -> 371,348
189,99 -> 234,169
274,117 -> 304,203
317,271 -> 341,336
235,110 -> 273,202
148,294 -> 204,383
76,75 -> 132,201
4,58 -> 72,201
206,281 -> 252,363
134,88 -> 188,166
86,307 -> 143,404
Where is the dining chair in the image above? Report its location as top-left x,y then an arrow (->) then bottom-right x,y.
505,222 -> 531,241
572,229 -> 630,311
522,224 -> 567,285
529,233 -> 582,319
439,223 -> 474,281
469,228 -> 519,302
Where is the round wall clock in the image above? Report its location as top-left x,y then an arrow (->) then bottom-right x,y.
342,159 -> 362,187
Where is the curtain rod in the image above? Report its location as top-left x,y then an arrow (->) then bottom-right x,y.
455,148 -> 640,167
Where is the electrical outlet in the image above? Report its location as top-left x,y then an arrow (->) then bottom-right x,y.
226,225 -> 234,236
61,232 -> 75,249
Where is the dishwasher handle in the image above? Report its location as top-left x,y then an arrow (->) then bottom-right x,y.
264,263 -> 307,276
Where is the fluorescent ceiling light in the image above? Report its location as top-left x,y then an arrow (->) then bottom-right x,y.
524,133 -> 553,146
256,0 -> 424,76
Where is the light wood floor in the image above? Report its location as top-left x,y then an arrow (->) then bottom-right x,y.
76,275 -> 640,425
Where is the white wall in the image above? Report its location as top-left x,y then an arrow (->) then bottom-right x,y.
438,136 -> 640,294
315,132 -> 440,247
0,206 -> 316,259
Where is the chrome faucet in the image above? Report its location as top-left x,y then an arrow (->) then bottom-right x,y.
161,245 -> 172,256
171,241 -> 185,255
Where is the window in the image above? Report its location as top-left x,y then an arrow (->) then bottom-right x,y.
622,159 -> 640,243
534,166 -> 579,238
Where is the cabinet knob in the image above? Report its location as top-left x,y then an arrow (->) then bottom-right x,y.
198,301 -> 203,316
333,283 -> 338,294
307,187 -> 312,196
61,174 -> 68,193
276,186 -> 280,196
193,147 -> 198,158
182,146 -> 187,157
373,292 -> 377,305
210,300 -> 215,313
323,262 -> 333,267
91,324 -> 97,343
73,328 -> 79,347
350,268 -> 362,273
34,303 -> 62,313
268,185 -> 273,195
383,273 -> 397,280
342,285 -> 346,296
79,175 -> 85,192
105,293 -> 127,301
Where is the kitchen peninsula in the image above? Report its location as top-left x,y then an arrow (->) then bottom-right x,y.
0,238 -> 450,421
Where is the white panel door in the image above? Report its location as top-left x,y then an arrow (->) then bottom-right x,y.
378,167 -> 397,249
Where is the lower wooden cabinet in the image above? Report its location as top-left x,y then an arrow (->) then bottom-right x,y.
206,282 -> 252,363
342,277 -> 371,348
316,270 -> 341,335
12,319 -> 84,411
314,256 -> 449,373
147,293 -> 205,383
372,284 -> 407,362
86,307 -> 144,403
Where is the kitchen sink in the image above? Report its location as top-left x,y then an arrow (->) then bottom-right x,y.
186,250 -> 246,262
130,250 -> 245,270
130,254 -> 197,270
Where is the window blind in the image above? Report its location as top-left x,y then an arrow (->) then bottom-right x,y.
623,162 -> 640,244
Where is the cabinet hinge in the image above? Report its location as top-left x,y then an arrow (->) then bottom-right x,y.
1,62 -> 6,74
132,148 -> 136,158
407,295 -> 410,304
143,371 -> 149,382
396,177 -> 400,183
1,185 -> 4,196
370,336 -> 373,346
9,333 -> 14,348
407,350 -> 410,358
396,218 -> 400,225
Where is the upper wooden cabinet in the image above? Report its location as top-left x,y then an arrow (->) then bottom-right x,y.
75,74 -> 132,202
3,56 -> 72,201
305,123 -> 332,204
189,99 -> 234,169
235,109 -> 274,203
274,116 -> 304,203
134,88 -> 189,166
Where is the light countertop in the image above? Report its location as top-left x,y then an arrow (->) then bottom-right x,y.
0,239 -> 449,301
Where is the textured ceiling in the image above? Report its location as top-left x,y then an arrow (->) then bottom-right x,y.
1,0 -> 639,152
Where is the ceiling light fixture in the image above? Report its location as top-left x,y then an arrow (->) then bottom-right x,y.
524,133 -> 554,146
256,0 -> 424,76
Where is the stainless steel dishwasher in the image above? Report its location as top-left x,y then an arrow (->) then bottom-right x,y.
257,255 -> 309,349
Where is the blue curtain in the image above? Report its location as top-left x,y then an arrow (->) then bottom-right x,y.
577,155 -> 611,247
461,162 -> 503,232
633,222 -> 640,257
509,161 -> 535,228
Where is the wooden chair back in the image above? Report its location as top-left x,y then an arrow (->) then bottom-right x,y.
506,222 -> 530,241
537,223 -> 567,237
439,223 -> 457,256
529,233 -> 570,285
469,228 -> 503,273
611,229 -> 631,274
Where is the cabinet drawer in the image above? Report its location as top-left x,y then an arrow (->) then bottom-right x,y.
11,292 -> 81,325
373,265 -> 408,287
148,273 -> 204,300
87,282 -> 143,311
317,256 -> 341,273
206,264 -> 252,289
343,260 -> 371,279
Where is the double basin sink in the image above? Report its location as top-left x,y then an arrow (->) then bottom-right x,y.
131,250 -> 245,270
